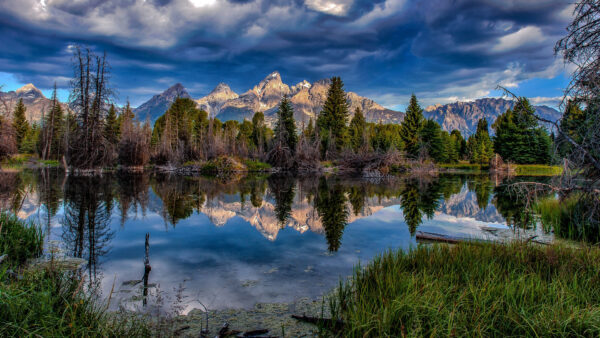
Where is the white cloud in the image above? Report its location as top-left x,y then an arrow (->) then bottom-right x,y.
305,0 -> 353,16
492,26 -> 545,52
188,0 -> 217,8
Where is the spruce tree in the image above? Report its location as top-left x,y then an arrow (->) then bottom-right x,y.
492,98 -> 552,164
105,104 -> 120,146
420,119 -> 445,162
39,85 -> 65,160
349,107 -> 366,152
442,131 -> 458,163
400,94 -> 425,159
273,95 -> 298,154
304,118 -> 315,142
317,77 -> 349,154
450,129 -> 466,159
12,98 -> 29,150
467,118 -> 494,165
251,111 -> 267,151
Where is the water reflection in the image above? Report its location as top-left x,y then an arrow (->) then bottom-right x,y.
0,170 -> 555,311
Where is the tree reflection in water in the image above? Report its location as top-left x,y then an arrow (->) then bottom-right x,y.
61,175 -> 115,285
0,169 -> 558,263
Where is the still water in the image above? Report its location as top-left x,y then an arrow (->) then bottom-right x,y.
0,170 -> 552,314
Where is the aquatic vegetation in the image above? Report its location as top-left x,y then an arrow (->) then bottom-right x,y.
536,194 -> 600,243
0,212 -> 150,337
326,242 -> 600,337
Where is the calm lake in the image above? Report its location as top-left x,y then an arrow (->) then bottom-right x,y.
0,170 -> 552,314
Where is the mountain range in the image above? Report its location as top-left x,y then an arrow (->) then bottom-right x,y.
0,84 -> 56,122
0,76 -> 562,135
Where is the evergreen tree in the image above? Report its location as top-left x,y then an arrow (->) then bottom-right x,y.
12,98 -> 29,150
304,118 -> 315,142
420,119 -> 445,162
317,77 -> 349,155
467,118 -> 494,165
400,94 -> 425,159
20,123 -> 39,154
348,107 -> 366,152
105,104 -> 120,146
492,98 -> 551,164
557,101 -> 587,158
273,95 -> 298,154
251,111 -> 267,151
442,131 -> 458,163
450,129 -> 467,159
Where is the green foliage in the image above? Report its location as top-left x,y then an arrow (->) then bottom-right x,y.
39,89 -> 65,160
0,212 -> 43,267
467,118 -> 494,165
492,98 -> 552,164
368,122 -> 402,152
327,242 -> 600,337
514,164 -> 563,176
19,123 -> 40,154
303,118 -> 316,142
105,104 -> 120,145
450,129 -> 467,159
12,99 -> 29,150
556,101 -> 587,158
348,107 -> 366,152
251,112 -> 269,151
317,77 -> 349,155
273,95 -> 298,154
536,194 -> 600,243
441,131 -> 458,163
243,159 -> 271,171
400,94 -> 425,159
419,119 -> 445,162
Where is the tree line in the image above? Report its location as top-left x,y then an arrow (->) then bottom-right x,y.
0,48 -> 562,170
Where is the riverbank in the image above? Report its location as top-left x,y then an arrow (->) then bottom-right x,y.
0,212 -> 150,336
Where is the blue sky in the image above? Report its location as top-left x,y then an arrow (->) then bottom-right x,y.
0,0 -> 575,110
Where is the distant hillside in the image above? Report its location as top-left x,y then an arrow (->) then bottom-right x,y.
0,84 -> 55,122
132,83 -> 191,123
424,98 -> 561,135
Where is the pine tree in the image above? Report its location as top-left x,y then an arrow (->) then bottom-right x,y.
273,95 -> 298,154
492,98 -> 552,164
317,77 -> 349,155
400,94 -> 425,159
12,98 -> 29,150
557,101 -> 586,157
420,119 -> 445,162
105,104 -> 120,146
251,111 -> 267,152
450,129 -> 466,159
442,131 -> 458,163
349,107 -> 366,152
304,118 -> 315,142
39,84 -> 65,160
467,118 -> 494,165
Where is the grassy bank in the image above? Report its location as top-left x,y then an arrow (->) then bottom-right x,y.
514,164 -> 563,176
536,195 -> 600,243
0,212 -> 150,336
326,242 -> 600,337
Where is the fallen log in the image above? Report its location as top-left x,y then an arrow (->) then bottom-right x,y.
415,231 -> 463,244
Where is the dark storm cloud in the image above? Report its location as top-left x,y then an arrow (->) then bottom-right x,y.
0,0 -> 574,107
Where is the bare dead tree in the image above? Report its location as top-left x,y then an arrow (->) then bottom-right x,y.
67,46 -> 115,169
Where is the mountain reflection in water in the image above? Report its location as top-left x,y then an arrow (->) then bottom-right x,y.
0,170 -> 552,312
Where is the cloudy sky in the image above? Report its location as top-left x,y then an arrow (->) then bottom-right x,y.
0,0 -> 575,110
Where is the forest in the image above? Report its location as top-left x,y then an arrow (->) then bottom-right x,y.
0,47 -> 564,173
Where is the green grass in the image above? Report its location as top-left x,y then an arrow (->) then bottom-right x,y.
40,159 -> 60,167
243,159 -> 272,172
0,211 -> 150,336
514,164 -> 563,176
536,195 -> 600,243
0,212 -> 43,267
439,162 -> 488,171
326,242 -> 600,337
1,154 -> 32,169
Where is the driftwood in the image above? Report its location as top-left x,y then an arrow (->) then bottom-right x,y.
415,231 -> 463,244
291,314 -> 345,331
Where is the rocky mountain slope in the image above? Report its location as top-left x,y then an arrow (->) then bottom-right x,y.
425,98 -> 561,135
133,83 -> 191,122
0,84 -> 55,122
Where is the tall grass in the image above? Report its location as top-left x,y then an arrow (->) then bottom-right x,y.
0,211 -> 150,336
536,195 -> 600,243
514,164 -> 563,176
326,242 -> 600,337
0,212 -> 43,267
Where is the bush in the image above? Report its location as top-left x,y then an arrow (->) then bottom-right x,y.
201,156 -> 245,174
326,242 -> 600,337
243,159 -> 271,172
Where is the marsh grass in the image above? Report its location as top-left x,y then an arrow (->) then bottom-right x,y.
514,164 -> 563,176
326,242 -> 600,337
0,211 -> 151,337
536,195 -> 600,243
